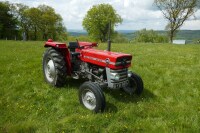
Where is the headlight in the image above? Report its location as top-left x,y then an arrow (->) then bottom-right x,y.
110,73 -> 120,80
127,71 -> 132,77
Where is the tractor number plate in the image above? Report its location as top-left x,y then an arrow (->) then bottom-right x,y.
113,80 -> 129,89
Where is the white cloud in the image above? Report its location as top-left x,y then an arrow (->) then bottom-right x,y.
3,0 -> 200,30
182,20 -> 200,30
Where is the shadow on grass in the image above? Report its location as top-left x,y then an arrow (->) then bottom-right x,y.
103,88 -> 156,113
104,102 -> 118,113
104,88 -> 156,103
63,78 -> 86,89
63,79 -> 156,101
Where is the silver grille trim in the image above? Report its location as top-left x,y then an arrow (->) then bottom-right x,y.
110,68 -> 127,82
106,67 -> 129,89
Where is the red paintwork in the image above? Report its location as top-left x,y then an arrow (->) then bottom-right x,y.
79,48 -> 132,69
65,50 -> 72,75
78,42 -> 98,49
45,40 -> 67,49
44,39 -> 132,74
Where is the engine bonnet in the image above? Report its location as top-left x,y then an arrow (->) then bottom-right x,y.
80,49 -> 132,69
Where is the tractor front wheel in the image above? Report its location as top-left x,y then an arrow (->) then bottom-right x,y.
42,48 -> 67,87
123,72 -> 143,95
79,82 -> 106,113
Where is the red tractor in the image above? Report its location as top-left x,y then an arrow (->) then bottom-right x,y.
42,39 -> 143,113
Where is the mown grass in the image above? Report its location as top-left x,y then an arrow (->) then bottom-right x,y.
0,40 -> 199,132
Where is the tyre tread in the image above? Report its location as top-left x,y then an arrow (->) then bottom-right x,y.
131,72 -> 143,95
42,47 -> 67,87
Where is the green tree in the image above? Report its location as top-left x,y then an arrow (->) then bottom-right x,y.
53,14 -> 67,40
25,7 -> 42,40
0,1 -> 17,39
82,4 -> 122,42
15,3 -> 30,40
37,5 -> 66,40
154,0 -> 199,43
13,4 -> 66,41
133,29 -> 168,43
112,32 -> 129,43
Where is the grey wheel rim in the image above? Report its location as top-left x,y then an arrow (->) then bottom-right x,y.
82,89 -> 96,110
45,59 -> 56,82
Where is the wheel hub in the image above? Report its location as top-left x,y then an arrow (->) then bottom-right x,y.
45,59 -> 56,82
82,91 -> 96,110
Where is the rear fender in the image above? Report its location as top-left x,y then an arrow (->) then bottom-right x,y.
45,39 -> 67,49
44,39 -> 72,75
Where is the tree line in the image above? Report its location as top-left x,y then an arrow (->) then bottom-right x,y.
0,1 -> 67,41
0,1 -> 199,43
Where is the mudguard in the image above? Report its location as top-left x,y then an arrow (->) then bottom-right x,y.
44,39 -> 72,75
45,39 -> 67,49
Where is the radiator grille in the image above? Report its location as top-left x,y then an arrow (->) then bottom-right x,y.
110,68 -> 128,83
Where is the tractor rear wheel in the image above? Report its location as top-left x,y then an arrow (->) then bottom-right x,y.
123,72 -> 143,95
79,82 -> 106,113
42,48 -> 67,87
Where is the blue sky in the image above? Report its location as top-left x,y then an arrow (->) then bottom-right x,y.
4,0 -> 200,30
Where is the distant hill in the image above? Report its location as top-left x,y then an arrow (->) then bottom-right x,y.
68,29 -> 200,42
68,29 -> 87,36
117,30 -> 137,34
174,30 -> 200,40
122,30 -> 200,42
67,29 -> 137,36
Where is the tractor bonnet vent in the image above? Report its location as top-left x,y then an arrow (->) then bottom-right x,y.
115,57 -> 132,66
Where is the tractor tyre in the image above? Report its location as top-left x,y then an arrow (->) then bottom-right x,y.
79,81 -> 106,113
123,72 -> 143,95
42,47 -> 67,87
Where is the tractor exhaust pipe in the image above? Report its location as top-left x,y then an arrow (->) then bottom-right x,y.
107,21 -> 111,51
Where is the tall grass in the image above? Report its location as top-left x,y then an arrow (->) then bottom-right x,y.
0,41 -> 199,132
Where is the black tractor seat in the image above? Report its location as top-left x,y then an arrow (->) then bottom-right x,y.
68,42 -> 80,57
68,42 -> 79,52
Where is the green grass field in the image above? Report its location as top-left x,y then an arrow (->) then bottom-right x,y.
0,40 -> 199,132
